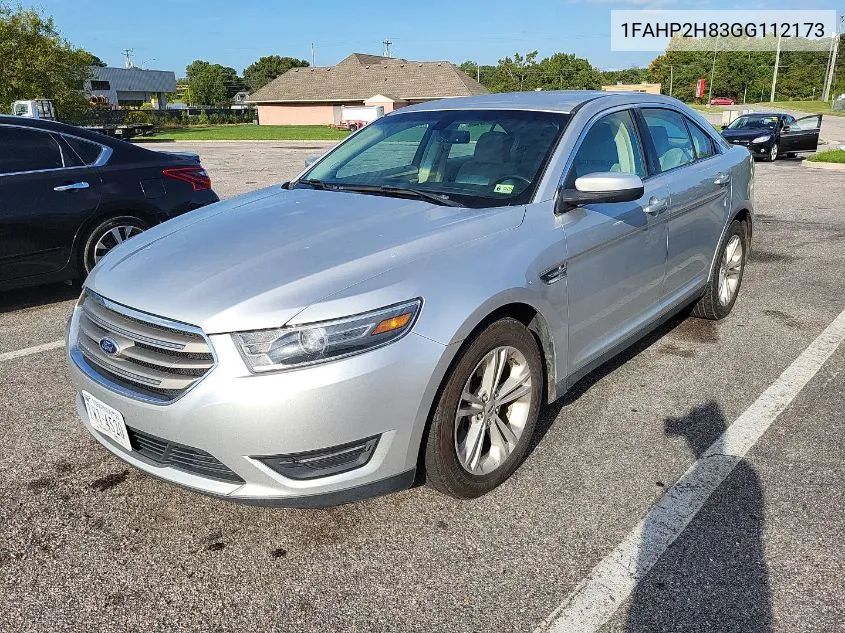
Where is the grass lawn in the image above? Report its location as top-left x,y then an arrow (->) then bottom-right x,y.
750,101 -> 845,117
141,124 -> 351,141
689,104 -> 724,113
806,149 -> 845,163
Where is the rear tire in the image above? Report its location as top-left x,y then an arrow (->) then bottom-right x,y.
81,215 -> 149,275
691,219 -> 747,320
424,318 -> 543,499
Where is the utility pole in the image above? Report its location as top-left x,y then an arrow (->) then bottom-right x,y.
382,39 -> 392,58
669,65 -> 673,97
123,48 -> 134,69
477,63 -> 480,83
311,42 -> 315,67
770,34 -> 782,102
708,40 -> 717,104
822,14 -> 843,102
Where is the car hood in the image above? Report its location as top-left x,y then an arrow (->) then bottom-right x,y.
722,127 -> 775,140
86,186 -> 524,333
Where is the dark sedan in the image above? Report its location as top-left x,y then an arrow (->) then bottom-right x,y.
721,112 -> 822,162
0,116 -> 219,291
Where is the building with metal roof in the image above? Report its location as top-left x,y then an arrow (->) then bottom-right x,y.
84,67 -> 177,110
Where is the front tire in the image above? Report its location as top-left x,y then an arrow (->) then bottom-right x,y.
766,143 -> 779,162
424,318 -> 543,499
81,215 -> 149,275
691,219 -> 747,320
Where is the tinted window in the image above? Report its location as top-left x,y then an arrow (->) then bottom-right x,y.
641,109 -> 696,172
0,127 -> 64,174
64,135 -> 104,165
569,110 -> 645,184
686,119 -> 715,159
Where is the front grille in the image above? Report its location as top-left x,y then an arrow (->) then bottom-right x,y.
127,427 -> 244,484
76,293 -> 214,402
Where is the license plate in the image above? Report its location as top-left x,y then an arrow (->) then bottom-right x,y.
82,391 -> 132,452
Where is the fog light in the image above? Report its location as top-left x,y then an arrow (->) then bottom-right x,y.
255,435 -> 380,480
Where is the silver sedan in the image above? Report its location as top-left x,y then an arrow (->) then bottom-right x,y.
66,91 -> 754,505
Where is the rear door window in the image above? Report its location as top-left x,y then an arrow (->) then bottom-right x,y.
641,109 -> 696,172
0,126 -> 65,174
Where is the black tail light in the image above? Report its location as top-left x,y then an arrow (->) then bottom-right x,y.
162,166 -> 212,191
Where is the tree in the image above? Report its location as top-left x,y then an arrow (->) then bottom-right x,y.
243,55 -> 309,92
536,53 -> 602,90
81,51 -> 107,67
459,60 -> 495,87
0,3 -> 93,120
600,67 -> 652,86
185,60 -> 243,106
487,51 -> 540,92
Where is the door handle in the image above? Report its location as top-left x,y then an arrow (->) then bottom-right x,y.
714,172 -> 731,186
643,196 -> 668,215
54,181 -> 89,192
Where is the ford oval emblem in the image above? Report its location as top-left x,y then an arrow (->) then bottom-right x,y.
99,337 -> 119,356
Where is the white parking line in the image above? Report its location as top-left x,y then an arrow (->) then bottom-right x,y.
0,340 -> 65,362
536,306 -> 845,633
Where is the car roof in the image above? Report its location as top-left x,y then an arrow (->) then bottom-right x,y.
0,114 -> 117,143
736,112 -> 786,117
397,90 -> 686,114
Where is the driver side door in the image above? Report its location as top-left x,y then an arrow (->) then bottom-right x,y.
561,109 -> 669,378
781,114 -> 822,153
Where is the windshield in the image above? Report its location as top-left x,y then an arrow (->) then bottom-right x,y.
726,115 -> 780,130
298,109 -> 570,208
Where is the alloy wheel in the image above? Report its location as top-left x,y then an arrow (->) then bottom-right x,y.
92,225 -> 144,266
718,234 -> 743,306
454,346 -> 533,475
770,144 -> 778,161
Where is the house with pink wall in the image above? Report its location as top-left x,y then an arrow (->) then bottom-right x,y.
247,53 -> 488,126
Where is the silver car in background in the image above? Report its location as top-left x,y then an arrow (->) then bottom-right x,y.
66,91 -> 754,506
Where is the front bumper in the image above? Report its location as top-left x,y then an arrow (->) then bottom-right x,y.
66,304 -> 446,506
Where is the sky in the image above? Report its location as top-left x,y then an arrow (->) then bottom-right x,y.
26,0 -> 845,75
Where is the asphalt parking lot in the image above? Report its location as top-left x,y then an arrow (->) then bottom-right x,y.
1,142 -> 843,633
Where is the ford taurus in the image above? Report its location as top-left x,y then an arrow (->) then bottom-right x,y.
66,91 -> 754,506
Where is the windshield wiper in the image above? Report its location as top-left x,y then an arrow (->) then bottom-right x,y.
296,178 -> 329,190
334,184 -> 465,207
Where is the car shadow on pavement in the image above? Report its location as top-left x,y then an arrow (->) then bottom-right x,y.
0,282 -> 79,313
624,401 -> 773,632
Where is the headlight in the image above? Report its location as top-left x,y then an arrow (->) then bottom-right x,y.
752,135 -> 771,144
233,299 -> 422,372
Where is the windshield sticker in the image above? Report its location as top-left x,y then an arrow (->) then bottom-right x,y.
494,183 -> 515,194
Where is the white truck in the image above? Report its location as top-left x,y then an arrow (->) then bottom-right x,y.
11,99 -> 155,139
340,105 -> 384,131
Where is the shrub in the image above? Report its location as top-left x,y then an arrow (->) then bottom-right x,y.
125,110 -> 150,124
198,110 -> 209,125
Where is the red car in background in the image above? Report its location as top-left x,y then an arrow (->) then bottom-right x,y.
710,97 -> 736,106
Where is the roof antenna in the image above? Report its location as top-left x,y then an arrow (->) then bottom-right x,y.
382,39 -> 392,58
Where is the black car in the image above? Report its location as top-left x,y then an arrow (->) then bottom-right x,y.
721,112 -> 822,162
0,116 -> 219,291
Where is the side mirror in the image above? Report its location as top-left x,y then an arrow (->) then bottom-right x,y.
555,172 -> 645,214
782,125 -> 791,133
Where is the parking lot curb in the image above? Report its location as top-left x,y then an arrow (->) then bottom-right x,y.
803,160 -> 845,171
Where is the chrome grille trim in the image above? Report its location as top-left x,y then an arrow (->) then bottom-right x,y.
73,291 -> 216,404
